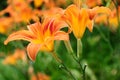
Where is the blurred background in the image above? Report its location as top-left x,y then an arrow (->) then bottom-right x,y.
0,0 -> 120,80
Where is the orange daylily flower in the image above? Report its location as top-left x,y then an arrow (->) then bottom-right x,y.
4,17 -> 69,61
63,4 -> 111,39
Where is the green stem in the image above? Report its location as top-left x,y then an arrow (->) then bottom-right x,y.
55,41 -> 61,51
64,40 -> 74,55
51,51 -> 62,63
64,40 -> 82,70
77,39 -> 82,58
61,63 -> 76,80
64,40 -> 96,80
51,51 -> 76,80
83,65 -> 87,80
82,60 -> 97,80
64,40 -> 87,80
64,40 -> 83,72
105,0 -> 112,7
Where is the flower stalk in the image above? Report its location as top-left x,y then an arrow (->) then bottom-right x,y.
51,51 -> 76,80
64,40 -> 74,54
77,39 -> 82,58
64,40 -> 87,80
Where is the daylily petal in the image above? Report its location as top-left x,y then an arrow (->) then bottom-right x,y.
64,5 -> 80,38
93,6 -> 111,15
27,43 -> 41,61
42,16 -> 67,34
87,20 -> 94,32
53,19 -> 68,32
4,30 -> 35,45
27,22 -> 44,44
50,14 -> 68,32
87,6 -> 111,32
34,0 -> 43,8
64,5 -> 79,27
54,31 -> 69,41
64,4 -> 90,39
40,41 -> 54,52
88,6 -> 111,19
77,8 -> 89,38
42,18 -> 54,33
27,22 -> 42,35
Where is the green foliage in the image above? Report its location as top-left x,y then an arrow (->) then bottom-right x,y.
1,25 -> 120,80
0,0 -> 120,80
0,0 -> 7,11
0,60 -> 26,80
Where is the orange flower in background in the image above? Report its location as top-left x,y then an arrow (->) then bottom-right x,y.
33,0 -> 66,9
95,6 -> 120,31
85,0 -> 102,8
63,4 -> 111,39
7,0 -> 29,11
34,0 -> 43,8
0,0 -> 39,23
0,17 -> 13,34
109,17 -> 118,30
19,8 -> 39,23
108,4 -> 120,30
4,17 -> 69,61
0,0 -> 31,16
31,73 -> 50,80
95,14 -> 108,24
3,49 -> 27,65
28,66 -> 50,80
34,0 -> 49,8
42,7 -> 64,18
34,5 -> 65,18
